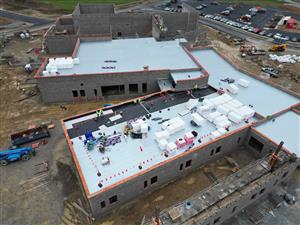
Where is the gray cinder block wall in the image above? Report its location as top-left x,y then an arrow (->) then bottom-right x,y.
45,35 -> 78,55
37,71 -> 208,103
87,127 -> 249,217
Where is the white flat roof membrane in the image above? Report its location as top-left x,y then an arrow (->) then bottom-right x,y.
67,93 -> 256,195
256,111 -> 300,157
191,50 -> 300,116
54,38 -> 198,75
171,70 -> 203,83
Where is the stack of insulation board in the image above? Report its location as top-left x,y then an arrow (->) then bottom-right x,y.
43,57 -> 80,76
162,117 -> 186,135
227,84 -> 239,94
238,78 -> 249,88
191,113 -> 205,126
185,98 -> 199,110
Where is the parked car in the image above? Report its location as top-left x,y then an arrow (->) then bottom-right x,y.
226,6 -> 234,11
266,33 -> 274,37
291,37 -> 298,42
196,5 -> 203,10
164,7 -> 170,11
205,14 -> 214,18
242,25 -> 249,30
253,28 -> 262,34
211,1 -> 218,5
284,36 -> 290,41
201,4 -> 207,8
259,30 -> 267,35
221,10 -> 230,16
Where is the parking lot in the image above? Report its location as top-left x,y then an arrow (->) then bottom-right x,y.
155,0 -> 300,42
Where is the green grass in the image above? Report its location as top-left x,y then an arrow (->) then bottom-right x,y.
39,0 -> 141,11
220,0 -> 286,7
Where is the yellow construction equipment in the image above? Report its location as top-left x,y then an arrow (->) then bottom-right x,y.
269,44 -> 286,52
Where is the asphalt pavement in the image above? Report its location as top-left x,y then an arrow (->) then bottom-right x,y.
0,9 -> 52,27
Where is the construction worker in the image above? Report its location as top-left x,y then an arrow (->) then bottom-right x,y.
133,98 -> 142,104
96,109 -> 103,119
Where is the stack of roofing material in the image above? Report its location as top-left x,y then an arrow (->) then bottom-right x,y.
211,130 -> 222,139
207,112 -> 221,122
167,142 -> 177,153
217,105 -> 231,115
239,106 -> 255,119
162,117 -> 186,135
213,115 -> 231,129
217,128 -> 227,135
238,78 -> 249,88
158,139 -> 168,150
228,84 -> 239,94
155,130 -> 170,140
191,113 -> 205,126
198,105 -> 210,113
45,57 -> 77,75
186,99 -> 199,110
203,99 -> 215,110
228,111 -> 243,123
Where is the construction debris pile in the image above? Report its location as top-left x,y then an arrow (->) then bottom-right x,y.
269,54 -> 300,63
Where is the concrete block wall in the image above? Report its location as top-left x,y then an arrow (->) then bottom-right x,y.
46,35 -> 78,55
192,159 -> 300,225
56,17 -> 75,34
37,71 -> 171,103
87,127 -> 249,217
174,75 -> 209,91
78,3 -> 114,14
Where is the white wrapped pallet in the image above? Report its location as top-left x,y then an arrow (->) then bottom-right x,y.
228,112 -> 243,123
192,113 -> 205,126
203,98 -> 215,109
240,106 -> 255,119
140,123 -> 148,133
218,128 -> 227,135
217,105 -> 230,115
158,139 -> 168,150
207,111 -> 221,122
230,99 -> 243,108
198,105 -> 210,113
228,84 -> 239,94
73,58 -> 80,65
238,78 -> 249,88
186,99 -> 199,110
155,130 -> 170,140
215,119 -> 231,129
221,94 -> 233,102
211,130 -> 221,139
213,115 -> 228,124
167,142 -> 177,152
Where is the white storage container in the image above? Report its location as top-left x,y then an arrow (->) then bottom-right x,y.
73,58 -> 80,65
221,94 -> 233,102
228,84 -> 239,94
230,99 -> 243,108
238,78 -> 249,87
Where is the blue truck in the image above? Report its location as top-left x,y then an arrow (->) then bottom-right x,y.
0,147 -> 35,166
